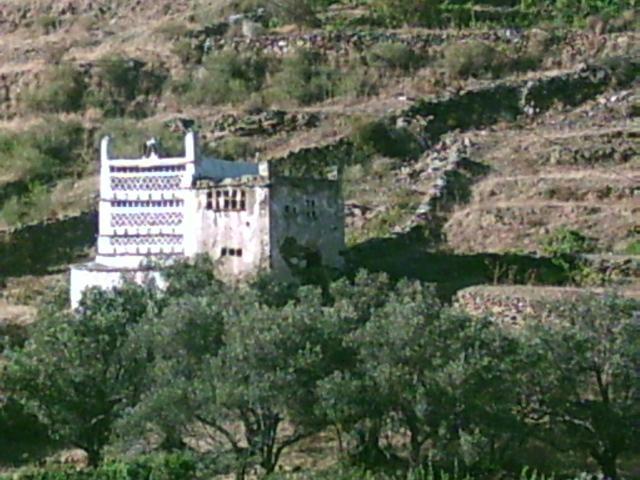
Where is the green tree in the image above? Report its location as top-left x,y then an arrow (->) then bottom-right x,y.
518,294 -> 640,479
319,280 -> 522,470
2,283 -> 160,465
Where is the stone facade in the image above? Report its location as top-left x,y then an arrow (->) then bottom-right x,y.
70,132 -> 344,307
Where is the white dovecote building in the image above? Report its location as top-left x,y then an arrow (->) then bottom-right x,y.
70,132 -> 345,307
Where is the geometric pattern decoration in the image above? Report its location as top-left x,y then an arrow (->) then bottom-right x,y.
110,175 -> 182,191
111,212 -> 184,227
110,235 -> 184,247
110,165 -> 186,174
112,200 -> 184,208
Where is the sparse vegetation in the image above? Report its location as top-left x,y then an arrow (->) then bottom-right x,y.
441,40 -> 506,80
351,118 -> 422,160
367,42 -> 424,72
0,120 -> 85,183
20,64 -> 86,114
208,136 -> 257,160
87,55 -> 168,117
269,49 -> 336,106
181,51 -> 270,106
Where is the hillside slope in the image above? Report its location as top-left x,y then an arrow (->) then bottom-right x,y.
0,0 -> 638,321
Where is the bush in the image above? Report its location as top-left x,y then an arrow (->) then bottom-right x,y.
334,63 -> 379,99
1,182 -> 54,227
87,55 -> 168,117
542,228 -> 597,257
21,64 -> 86,113
268,49 -> 335,105
8,453 -> 199,480
182,51 -> 269,106
172,38 -> 202,65
96,119 -> 184,158
624,240 -> 640,255
268,0 -> 323,27
0,120 -> 85,182
34,15 -> 59,34
367,42 -> 423,72
208,137 -> 257,161
351,119 -> 422,160
371,0 -> 442,27
441,40 -> 506,79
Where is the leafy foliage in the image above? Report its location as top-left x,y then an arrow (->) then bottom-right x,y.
269,49 -> 336,106
7,452 -> 198,480
517,294 -> 640,480
3,284 -> 161,465
3,258 -> 639,478
87,55 -> 168,117
21,64 -> 86,114
0,120 -> 85,183
351,119 -> 422,160
181,51 -> 269,106
441,41 -> 506,80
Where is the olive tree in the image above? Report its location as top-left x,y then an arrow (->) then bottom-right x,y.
518,294 -> 640,480
319,280 -> 522,470
3,283 -> 160,465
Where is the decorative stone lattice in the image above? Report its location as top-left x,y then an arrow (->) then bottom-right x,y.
110,175 -> 182,191
110,165 -> 186,174
111,212 -> 184,227
110,235 -> 184,247
112,200 -> 184,208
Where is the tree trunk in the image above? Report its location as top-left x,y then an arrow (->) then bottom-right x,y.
84,446 -> 102,467
598,451 -> 618,480
408,425 -> 423,469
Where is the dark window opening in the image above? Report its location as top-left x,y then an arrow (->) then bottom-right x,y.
214,188 -> 247,212
221,247 -> 243,257
206,190 -> 213,210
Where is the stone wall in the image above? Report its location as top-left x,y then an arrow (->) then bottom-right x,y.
454,285 -> 626,327
269,177 -> 345,279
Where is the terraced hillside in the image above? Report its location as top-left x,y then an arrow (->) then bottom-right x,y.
0,0 -> 638,324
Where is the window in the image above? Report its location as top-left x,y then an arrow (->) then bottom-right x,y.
305,199 -> 318,220
221,247 -> 243,257
212,189 -> 247,212
206,190 -> 213,210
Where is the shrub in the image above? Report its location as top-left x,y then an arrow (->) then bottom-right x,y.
268,49 -> 335,105
209,137 -> 257,161
172,38 -> 201,65
441,40 -> 506,79
87,55 -> 168,117
334,63 -> 379,99
34,15 -> 59,34
183,51 -> 269,106
371,0 -> 443,27
351,119 -> 422,160
268,0 -> 322,27
367,42 -> 423,72
21,64 -> 86,113
96,119 -> 184,158
541,228 -> 597,257
0,183 -> 52,227
0,120 -> 85,182
8,452 -> 199,480
624,240 -> 640,255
